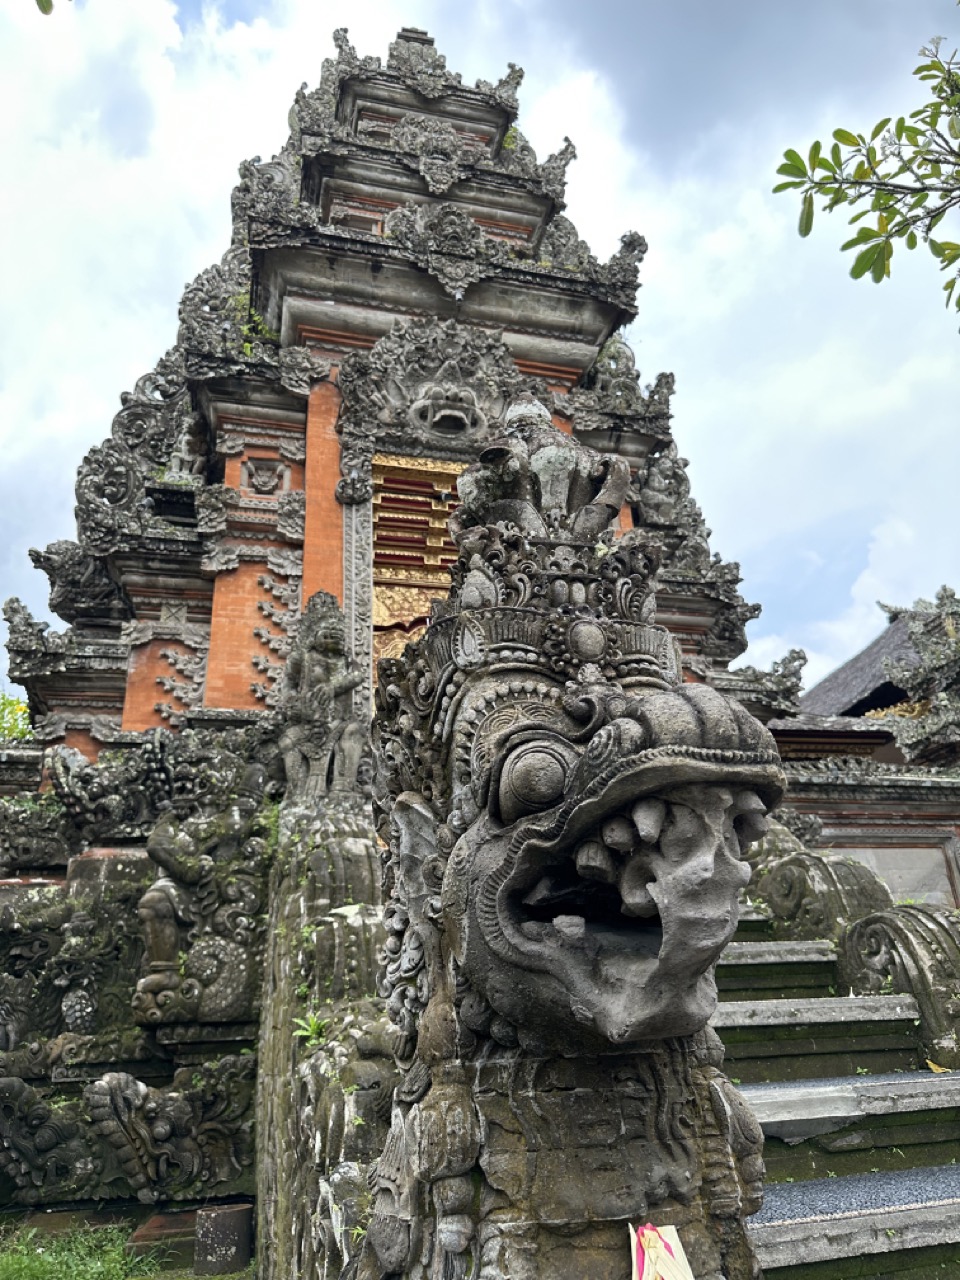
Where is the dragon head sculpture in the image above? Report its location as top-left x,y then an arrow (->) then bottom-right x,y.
364,399 -> 782,1279
376,398 -> 784,1061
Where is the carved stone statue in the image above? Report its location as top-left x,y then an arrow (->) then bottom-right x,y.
132,747 -> 268,1024
361,399 -> 784,1279
277,590 -> 366,802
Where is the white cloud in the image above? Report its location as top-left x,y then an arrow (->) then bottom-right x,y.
1,0 -> 958,702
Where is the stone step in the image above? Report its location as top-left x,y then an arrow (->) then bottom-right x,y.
712,995 -> 922,1083
741,1069 -> 960,1181
717,939 -> 837,1002
748,1163 -> 960,1277
732,903 -> 776,942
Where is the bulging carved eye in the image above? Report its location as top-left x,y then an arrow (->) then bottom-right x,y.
497,742 -> 575,824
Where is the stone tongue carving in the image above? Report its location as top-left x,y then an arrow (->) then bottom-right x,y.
364,398 -> 784,1278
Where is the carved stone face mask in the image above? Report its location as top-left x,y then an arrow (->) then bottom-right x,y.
440,681 -> 782,1052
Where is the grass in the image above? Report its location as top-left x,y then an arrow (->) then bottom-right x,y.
0,1226 -> 158,1280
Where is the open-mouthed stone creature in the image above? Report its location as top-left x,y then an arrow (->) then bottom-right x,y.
361,398 -> 785,1280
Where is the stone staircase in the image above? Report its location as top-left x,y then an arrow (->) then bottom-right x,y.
714,898 -> 960,1278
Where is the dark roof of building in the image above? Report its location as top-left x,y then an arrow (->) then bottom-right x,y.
799,615 -> 918,717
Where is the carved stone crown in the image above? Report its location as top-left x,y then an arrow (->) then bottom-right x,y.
430,395 -> 679,672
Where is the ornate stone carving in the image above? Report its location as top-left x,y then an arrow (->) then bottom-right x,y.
384,202 -> 510,297
569,335 -> 675,443
73,351 -> 195,556
252,561 -> 301,707
3,598 -> 69,678
177,246 -> 277,377
775,805 -> 824,848
132,753 -> 269,1025
343,500 -> 374,716
49,731 -> 172,842
390,114 -> 485,193
0,794 -> 76,876
29,541 -> 129,625
872,586 -> 960,764
276,489 -> 305,541
362,400 -> 782,1277
86,1055 -> 256,1202
276,592 -> 366,802
715,648 -> 807,721
538,213 -> 594,272
0,1056 -> 255,1206
752,850 -> 893,941
337,319 -> 525,488
155,628 -> 209,725
838,904 -> 960,1066
278,345 -> 333,396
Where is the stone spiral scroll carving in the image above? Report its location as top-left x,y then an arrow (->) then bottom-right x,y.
838,903 -> 960,1067
357,397 -> 784,1279
752,850 -> 893,942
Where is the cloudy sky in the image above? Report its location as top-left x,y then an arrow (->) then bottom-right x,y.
2,0 -> 959,691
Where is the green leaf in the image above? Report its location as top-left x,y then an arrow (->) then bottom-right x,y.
895,116 -> 905,141
950,115 -> 960,140
808,140 -> 822,170
831,142 -> 843,168
870,117 -> 892,141
815,158 -> 837,174
841,227 -> 882,249
776,162 -> 807,179
36,0 -> 54,11
906,229 -> 918,249
783,149 -> 808,174
850,244 -> 881,279
798,192 -> 815,238
772,180 -> 806,192
833,128 -> 860,147
870,243 -> 889,282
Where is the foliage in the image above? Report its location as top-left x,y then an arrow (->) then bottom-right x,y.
293,1010 -> 329,1051
35,0 -> 72,12
0,1226 -> 156,1280
775,33 -> 960,312
0,692 -> 32,742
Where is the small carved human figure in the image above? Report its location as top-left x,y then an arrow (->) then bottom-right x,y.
278,591 -> 366,803
636,441 -> 691,526
133,758 -> 267,1024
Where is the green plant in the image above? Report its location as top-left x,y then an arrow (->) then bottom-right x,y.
0,692 -> 32,742
774,32 -> 960,313
0,1226 -> 157,1280
293,1011 -> 329,1051
856,1066 -> 871,1075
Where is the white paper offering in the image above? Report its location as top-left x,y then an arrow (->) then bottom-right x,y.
629,1223 -> 696,1280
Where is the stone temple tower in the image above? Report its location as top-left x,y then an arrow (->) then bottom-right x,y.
7,26 -> 757,764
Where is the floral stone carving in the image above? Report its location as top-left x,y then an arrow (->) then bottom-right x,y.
359,398 -> 784,1278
